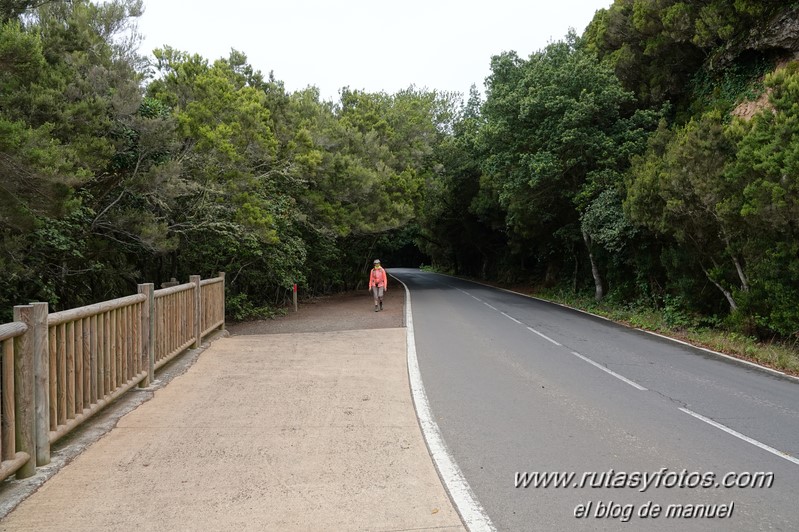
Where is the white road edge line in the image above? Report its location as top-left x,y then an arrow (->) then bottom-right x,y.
394,275 -> 496,532
639,329 -> 799,383
569,350 -> 648,391
436,273 -> 799,381
679,407 -> 799,466
431,271 -> 799,384
526,326 -> 562,347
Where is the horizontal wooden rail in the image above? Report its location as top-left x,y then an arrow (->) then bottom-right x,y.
0,452 -> 30,482
49,294 -> 147,326
0,322 -> 27,342
49,370 -> 147,443
154,282 -> 194,298
154,338 -> 195,372
0,272 -> 224,481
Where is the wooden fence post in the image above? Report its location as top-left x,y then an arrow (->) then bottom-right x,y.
138,284 -> 154,387
190,275 -> 201,348
13,305 -> 35,478
31,302 -> 50,466
218,272 -> 226,331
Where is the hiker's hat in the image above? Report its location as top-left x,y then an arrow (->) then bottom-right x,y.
374,259 -> 380,264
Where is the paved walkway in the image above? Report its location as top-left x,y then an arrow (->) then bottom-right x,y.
0,328 -> 464,531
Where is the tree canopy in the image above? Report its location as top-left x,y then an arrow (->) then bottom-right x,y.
2,0 -> 799,340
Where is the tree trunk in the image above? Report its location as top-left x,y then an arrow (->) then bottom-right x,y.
721,233 -> 750,293
700,264 -> 738,312
582,230 -> 604,302
732,255 -> 750,292
572,253 -> 579,294
544,261 -> 558,287
170,251 -> 178,280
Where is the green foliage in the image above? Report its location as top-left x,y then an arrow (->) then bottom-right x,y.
581,188 -> 637,253
226,293 -> 287,321
623,61 -> 799,336
626,111 -> 738,242
731,63 -> 799,232
0,1 -> 455,319
521,283 -> 799,373
415,85 -> 498,276
689,58 -> 773,115
584,0 -> 787,108
2,0 -> 799,353
721,63 -> 799,336
661,294 -> 695,328
475,35 -> 658,293
416,4 -> 799,343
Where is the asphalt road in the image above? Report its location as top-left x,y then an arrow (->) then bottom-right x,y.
390,269 -> 799,532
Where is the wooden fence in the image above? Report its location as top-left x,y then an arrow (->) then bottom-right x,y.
0,273 -> 225,482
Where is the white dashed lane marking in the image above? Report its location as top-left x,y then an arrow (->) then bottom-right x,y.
680,407 -> 799,466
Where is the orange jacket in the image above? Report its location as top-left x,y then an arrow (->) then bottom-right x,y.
369,267 -> 388,289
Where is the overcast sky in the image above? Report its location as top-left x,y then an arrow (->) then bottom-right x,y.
137,0 -> 611,101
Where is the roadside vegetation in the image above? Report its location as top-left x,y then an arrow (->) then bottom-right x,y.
423,265 -> 799,375
521,285 -> 799,376
2,0 -> 799,367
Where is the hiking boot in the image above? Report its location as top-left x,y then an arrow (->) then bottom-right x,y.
375,304 -> 379,312
379,301 -> 383,310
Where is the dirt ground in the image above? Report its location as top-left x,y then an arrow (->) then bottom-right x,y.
227,287 -> 403,335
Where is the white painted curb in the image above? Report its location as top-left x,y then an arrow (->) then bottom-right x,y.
392,274 -> 496,532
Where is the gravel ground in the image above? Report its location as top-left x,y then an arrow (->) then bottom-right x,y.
227,286 -> 403,335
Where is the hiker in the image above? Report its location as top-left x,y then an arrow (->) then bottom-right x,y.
368,259 -> 388,312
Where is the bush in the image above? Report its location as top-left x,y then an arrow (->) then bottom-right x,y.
226,293 -> 286,322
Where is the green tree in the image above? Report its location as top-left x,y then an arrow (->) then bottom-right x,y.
479,34 -> 658,298
626,113 -> 748,312
583,0 -> 787,108
417,85 -> 502,276
1,0 -> 149,313
144,48 -> 307,304
724,63 -> 799,334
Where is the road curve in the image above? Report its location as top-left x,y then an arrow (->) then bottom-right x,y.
391,268 -> 799,532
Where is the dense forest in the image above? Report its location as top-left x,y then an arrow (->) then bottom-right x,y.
2,0 -> 799,346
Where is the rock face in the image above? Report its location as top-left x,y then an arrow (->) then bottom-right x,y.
715,6 -> 799,68
722,7 -> 799,120
747,7 -> 799,54
731,89 -> 772,121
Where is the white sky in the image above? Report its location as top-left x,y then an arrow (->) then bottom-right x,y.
137,0 -> 611,101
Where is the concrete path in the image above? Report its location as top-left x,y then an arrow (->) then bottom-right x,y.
0,329 -> 464,531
